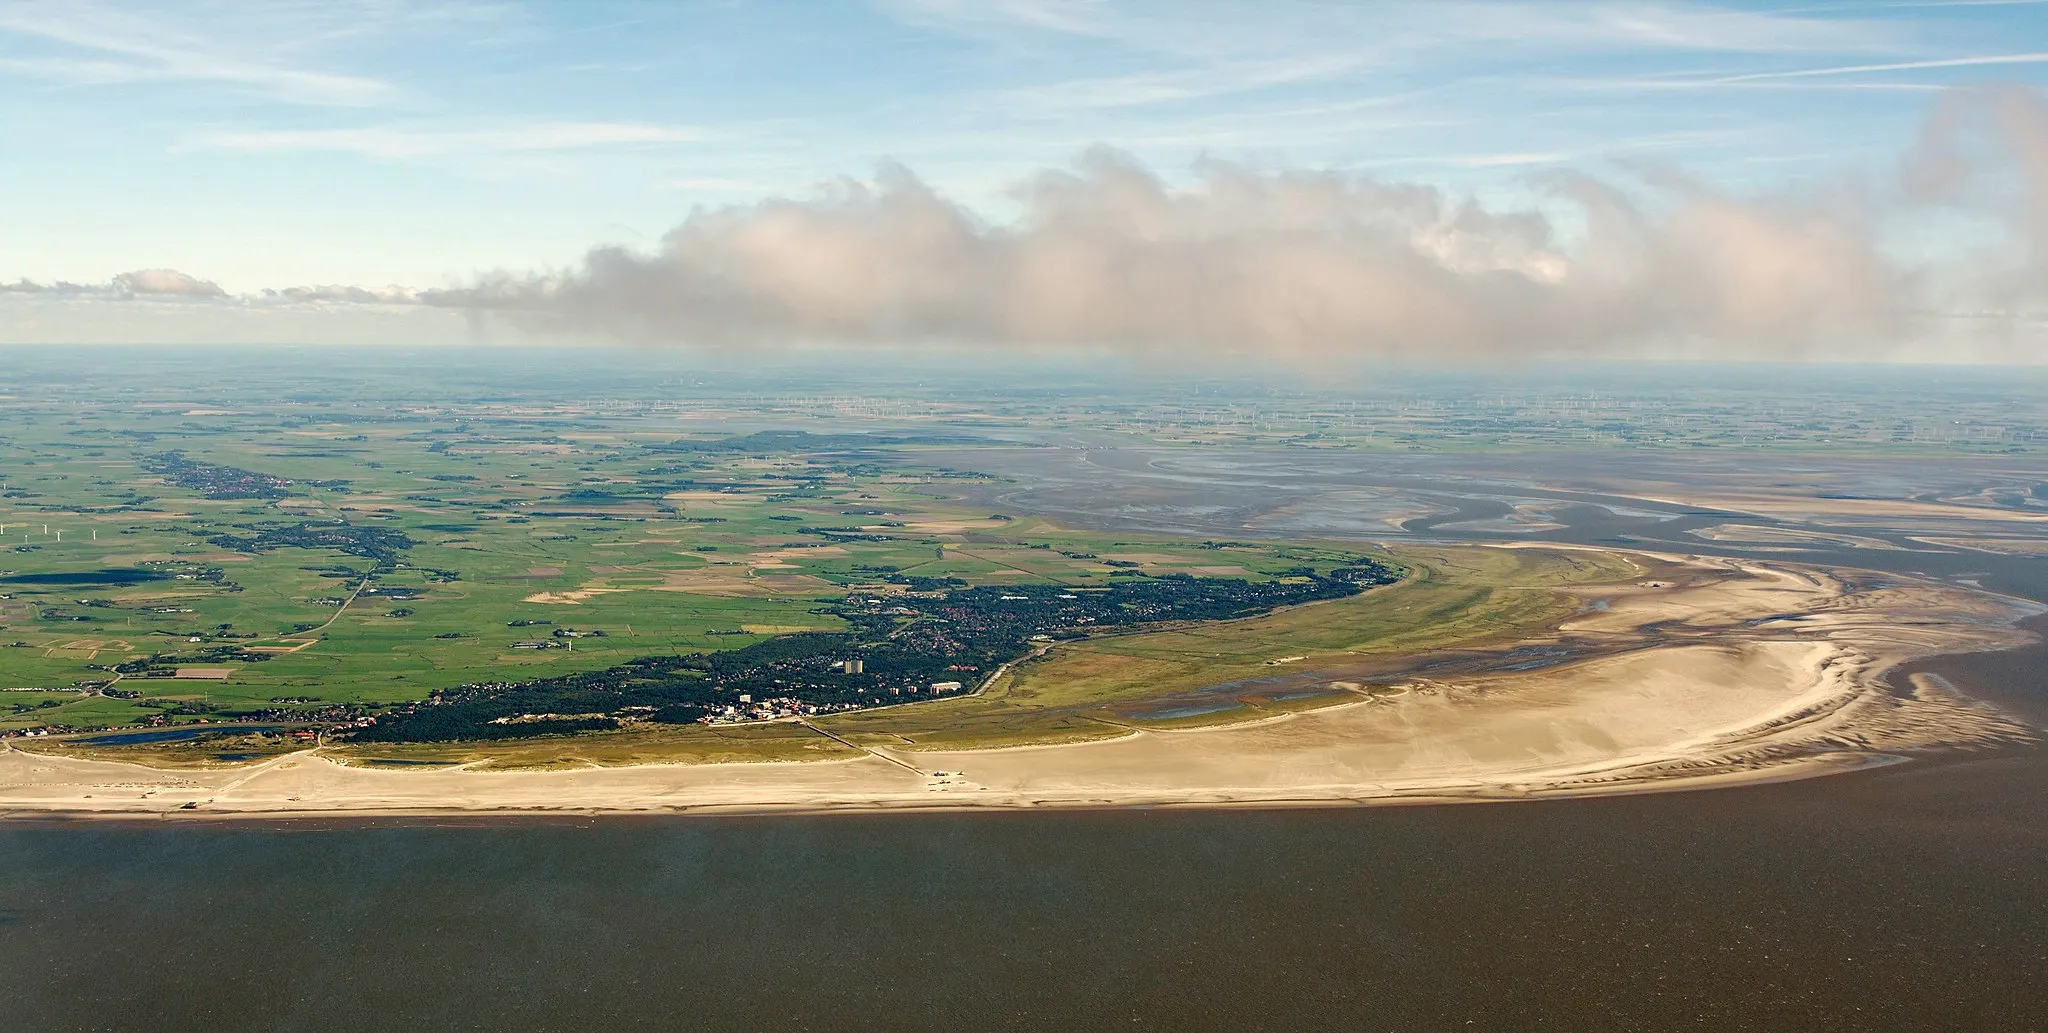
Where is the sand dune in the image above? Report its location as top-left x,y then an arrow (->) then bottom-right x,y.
2,550 -> 2038,820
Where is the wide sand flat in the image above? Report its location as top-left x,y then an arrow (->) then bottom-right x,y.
3,550 -> 2037,819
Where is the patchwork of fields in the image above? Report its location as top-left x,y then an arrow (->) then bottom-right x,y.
0,400 -> 1477,749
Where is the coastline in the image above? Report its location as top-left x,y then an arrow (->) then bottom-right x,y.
4,549 -> 2038,822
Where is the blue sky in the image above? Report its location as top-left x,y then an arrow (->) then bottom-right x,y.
2,1 -> 2047,352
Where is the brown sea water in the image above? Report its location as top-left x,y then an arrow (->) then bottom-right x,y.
3,747 -> 2045,1033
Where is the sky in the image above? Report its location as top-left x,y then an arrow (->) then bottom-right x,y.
4,0 -> 2048,355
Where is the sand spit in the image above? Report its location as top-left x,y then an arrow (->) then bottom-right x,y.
2,552 -> 2040,820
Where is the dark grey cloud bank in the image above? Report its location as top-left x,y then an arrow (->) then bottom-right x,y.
426,86 -> 2048,360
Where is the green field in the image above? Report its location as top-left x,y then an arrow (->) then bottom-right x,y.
10,351 -> 1831,762
0,399 -> 1421,744
287,543 -> 1638,764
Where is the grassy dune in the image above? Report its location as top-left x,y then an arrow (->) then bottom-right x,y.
323,722 -> 866,770
282,543 -> 1642,765
816,544 -> 1643,750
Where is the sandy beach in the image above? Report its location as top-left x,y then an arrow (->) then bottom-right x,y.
3,550 -> 2038,820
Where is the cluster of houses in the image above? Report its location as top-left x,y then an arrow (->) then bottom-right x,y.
704,695 -> 830,723
509,627 -> 607,650
700,679 -> 969,724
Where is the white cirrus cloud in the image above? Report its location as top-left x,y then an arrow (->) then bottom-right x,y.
188,121 -> 714,159
0,0 -> 399,106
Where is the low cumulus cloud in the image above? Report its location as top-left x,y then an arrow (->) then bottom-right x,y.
5,269 -> 225,299
429,154 -> 1898,359
0,269 -> 449,345
0,271 -> 458,347
1905,84 -> 2048,305
12,85 -> 2048,358
112,268 -> 227,297
264,284 -> 423,304
427,86 -> 2048,361
2,271 -> 419,306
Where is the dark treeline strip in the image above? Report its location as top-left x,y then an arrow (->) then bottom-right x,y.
348,561 -> 1399,744
142,452 -> 296,500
